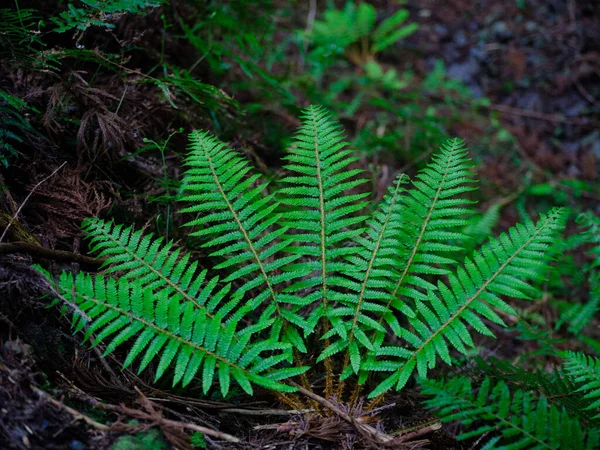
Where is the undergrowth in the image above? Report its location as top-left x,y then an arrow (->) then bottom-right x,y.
40,106 -> 600,448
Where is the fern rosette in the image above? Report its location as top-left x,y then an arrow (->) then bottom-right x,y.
42,106 -> 567,409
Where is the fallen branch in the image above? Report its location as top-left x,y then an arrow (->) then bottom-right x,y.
33,386 -> 110,431
86,386 -> 241,443
0,242 -> 105,269
219,407 -> 313,417
488,104 -> 595,126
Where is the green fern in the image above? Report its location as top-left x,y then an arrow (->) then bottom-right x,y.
0,89 -> 39,167
51,0 -> 163,33
562,351 -> 600,420
367,207 -> 565,398
474,356 -> 599,422
553,212 -> 600,335
41,106 -> 566,402
421,375 -> 599,449
310,2 -> 418,60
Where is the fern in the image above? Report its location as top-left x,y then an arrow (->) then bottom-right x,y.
367,208 -> 565,398
474,356 -> 599,422
422,375 -> 599,449
278,106 -> 370,354
48,271 -> 298,396
41,106 -> 566,402
553,212 -> 600,334
52,0 -> 163,33
310,2 -> 418,63
0,89 -> 39,167
179,130 -> 310,353
562,351 -> 600,420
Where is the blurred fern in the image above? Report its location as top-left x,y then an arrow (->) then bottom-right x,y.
51,0 -> 163,34
310,2 -> 418,65
562,351 -> 600,420
422,375 -> 600,449
0,89 -> 39,167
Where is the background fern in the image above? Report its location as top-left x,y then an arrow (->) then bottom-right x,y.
422,375 -> 600,449
562,351 -> 600,420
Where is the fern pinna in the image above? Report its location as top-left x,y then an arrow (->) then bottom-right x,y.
42,106 -> 566,408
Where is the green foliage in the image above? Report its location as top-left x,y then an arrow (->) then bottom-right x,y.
562,351 -> 600,420
0,7 -> 43,61
0,89 -> 39,167
310,2 -> 418,61
42,106 -> 566,402
189,432 -> 206,448
51,0 -> 163,33
422,375 -> 599,449
473,356 -> 600,422
548,211 -> 600,335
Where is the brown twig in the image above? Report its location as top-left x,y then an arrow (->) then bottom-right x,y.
82,386 -> 241,443
33,386 -> 110,431
0,242 -> 105,269
218,407 -> 313,417
289,381 -> 396,445
0,162 -> 67,243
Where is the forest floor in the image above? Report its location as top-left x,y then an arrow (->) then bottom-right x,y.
0,1 -> 598,449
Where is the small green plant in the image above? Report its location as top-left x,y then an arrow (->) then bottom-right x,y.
0,89 -> 40,167
51,0 -> 163,34
42,106 -> 570,444
189,431 -> 206,448
309,2 -> 417,65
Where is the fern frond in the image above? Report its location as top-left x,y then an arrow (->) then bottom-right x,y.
278,105 -> 369,337
51,272 -> 301,396
578,211 -> 600,271
422,376 -> 598,449
52,0 -> 163,33
388,138 -> 476,307
83,219 -> 229,310
368,208 -> 566,398
562,351 -> 600,420
330,173 -> 412,377
473,356 -> 600,422
180,131 -> 310,349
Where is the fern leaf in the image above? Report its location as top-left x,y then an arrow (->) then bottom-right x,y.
562,351 -> 600,419
328,173 -> 412,374
473,356 -> 600,422
369,208 -> 566,398
422,375 -> 597,449
278,105 -> 369,337
388,138 -> 476,309
83,219 -> 229,309
51,272 -> 301,396
180,131 -> 311,349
